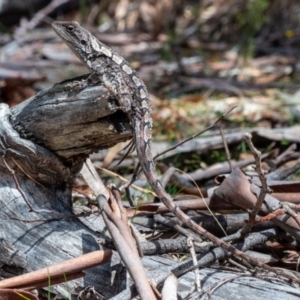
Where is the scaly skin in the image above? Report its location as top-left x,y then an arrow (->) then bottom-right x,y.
52,21 -> 300,284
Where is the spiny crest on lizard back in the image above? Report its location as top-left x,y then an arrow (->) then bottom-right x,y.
52,21 -> 109,62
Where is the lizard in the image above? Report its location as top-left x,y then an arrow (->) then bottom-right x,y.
51,21 -> 300,284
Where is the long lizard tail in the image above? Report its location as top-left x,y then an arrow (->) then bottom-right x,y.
133,118 -> 300,283
134,113 -> 211,234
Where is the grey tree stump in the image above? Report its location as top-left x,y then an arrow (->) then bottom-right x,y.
0,77 -> 133,298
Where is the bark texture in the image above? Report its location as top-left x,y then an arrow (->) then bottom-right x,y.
0,77 -> 132,298
1,77 -> 300,299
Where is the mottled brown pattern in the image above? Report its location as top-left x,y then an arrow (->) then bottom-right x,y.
51,21 -> 300,285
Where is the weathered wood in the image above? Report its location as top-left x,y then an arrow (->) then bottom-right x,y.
0,78 -> 132,298
1,77 -> 300,299
11,75 -> 132,160
177,268 -> 300,300
111,260 -> 300,300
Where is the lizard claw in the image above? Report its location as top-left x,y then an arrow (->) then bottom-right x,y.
68,79 -> 89,96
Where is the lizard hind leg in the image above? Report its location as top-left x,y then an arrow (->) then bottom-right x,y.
104,83 -> 132,113
100,73 -> 133,113
114,139 -> 135,167
117,92 -> 132,113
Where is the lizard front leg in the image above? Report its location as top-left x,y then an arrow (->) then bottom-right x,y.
93,63 -> 133,113
67,75 -> 92,96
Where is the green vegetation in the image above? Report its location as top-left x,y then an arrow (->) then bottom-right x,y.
235,0 -> 270,58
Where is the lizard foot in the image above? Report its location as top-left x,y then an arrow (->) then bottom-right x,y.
68,79 -> 89,96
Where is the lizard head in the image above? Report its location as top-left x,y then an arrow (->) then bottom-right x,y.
52,21 -> 94,62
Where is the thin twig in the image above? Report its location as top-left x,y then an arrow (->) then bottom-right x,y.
187,237 -> 201,292
2,156 -> 56,215
0,250 -> 112,290
219,125 -> 233,171
154,214 -> 203,244
241,133 -> 271,235
205,274 -> 250,299
9,210 -> 93,223
120,106 -> 237,191
154,106 -> 237,161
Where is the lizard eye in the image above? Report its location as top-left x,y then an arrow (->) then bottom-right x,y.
67,25 -> 74,32
80,40 -> 87,45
